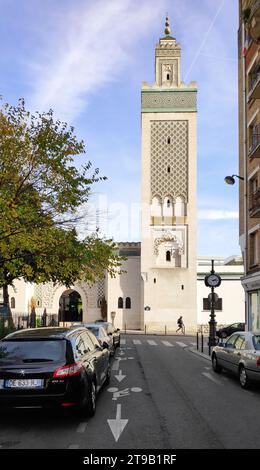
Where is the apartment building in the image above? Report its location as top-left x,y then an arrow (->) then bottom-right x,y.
239,0 -> 260,330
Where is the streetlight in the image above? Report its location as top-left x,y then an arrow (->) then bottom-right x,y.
224,175 -> 245,185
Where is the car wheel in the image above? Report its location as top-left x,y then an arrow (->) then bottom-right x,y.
87,381 -> 97,417
212,354 -> 222,373
239,365 -> 250,389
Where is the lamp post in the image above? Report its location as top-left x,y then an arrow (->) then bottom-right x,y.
205,260 -> 221,349
224,175 -> 244,185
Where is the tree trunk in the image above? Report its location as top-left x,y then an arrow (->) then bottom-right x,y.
2,283 -> 14,328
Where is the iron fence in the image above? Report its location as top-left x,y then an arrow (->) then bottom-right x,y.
0,313 -> 59,339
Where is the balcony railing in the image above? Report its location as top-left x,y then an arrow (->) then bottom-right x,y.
249,125 -> 260,157
248,63 -> 260,100
248,1 -> 260,44
249,188 -> 260,217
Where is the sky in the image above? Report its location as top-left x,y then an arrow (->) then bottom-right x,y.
0,0 -> 240,257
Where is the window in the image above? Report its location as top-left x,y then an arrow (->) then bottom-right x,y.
125,297 -> 131,309
167,166 -> 171,174
225,334 -> 240,349
118,297 -> 123,309
74,334 -> 88,357
167,137 -> 171,144
234,335 -> 246,350
10,297 -> 15,309
203,298 -> 223,311
154,278 -> 157,284
250,231 -> 258,266
166,251 -> 171,262
167,199 -> 171,208
167,74 -> 170,80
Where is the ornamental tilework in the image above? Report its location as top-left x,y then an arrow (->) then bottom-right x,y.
34,283 -> 55,309
142,91 -> 196,110
151,120 -> 188,201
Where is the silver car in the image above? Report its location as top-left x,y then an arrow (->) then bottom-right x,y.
212,331 -> 260,389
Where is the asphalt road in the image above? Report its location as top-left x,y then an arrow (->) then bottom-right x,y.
0,334 -> 260,450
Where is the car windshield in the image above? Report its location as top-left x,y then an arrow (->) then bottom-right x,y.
253,335 -> 260,350
0,340 -> 66,364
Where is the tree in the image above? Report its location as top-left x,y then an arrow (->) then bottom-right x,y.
0,99 -> 122,319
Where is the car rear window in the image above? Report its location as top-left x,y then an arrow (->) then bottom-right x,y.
0,340 -> 66,364
253,336 -> 260,350
86,327 -> 99,337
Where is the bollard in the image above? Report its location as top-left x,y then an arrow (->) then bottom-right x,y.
197,332 -> 199,351
165,325 -> 167,336
201,334 -> 204,354
125,324 -> 126,335
208,337 -> 211,357
145,325 -> 147,335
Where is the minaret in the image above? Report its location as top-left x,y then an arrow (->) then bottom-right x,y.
141,17 -> 197,333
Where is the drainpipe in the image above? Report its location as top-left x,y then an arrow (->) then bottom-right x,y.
242,21 -> 249,329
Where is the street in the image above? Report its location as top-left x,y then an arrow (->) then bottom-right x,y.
0,334 -> 259,450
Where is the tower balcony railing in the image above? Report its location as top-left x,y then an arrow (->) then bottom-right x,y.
249,188 -> 260,218
249,126 -> 260,158
248,63 -> 260,101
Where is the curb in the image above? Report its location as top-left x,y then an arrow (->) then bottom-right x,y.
188,346 -> 211,362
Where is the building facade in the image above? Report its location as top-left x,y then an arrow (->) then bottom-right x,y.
238,1 -> 260,330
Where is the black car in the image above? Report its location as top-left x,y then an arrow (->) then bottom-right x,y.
0,327 -> 110,416
216,322 -> 245,339
96,321 -> 121,348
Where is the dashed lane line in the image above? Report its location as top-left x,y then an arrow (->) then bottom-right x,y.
77,422 -> 88,433
120,339 -> 126,345
202,372 -> 223,385
147,340 -> 158,346
68,444 -> 80,449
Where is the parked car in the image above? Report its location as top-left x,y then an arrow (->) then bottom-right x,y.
0,327 -> 110,415
95,321 -> 121,348
81,323 -> 114,356
216,322 -> 245,339
212,331 -> 260,389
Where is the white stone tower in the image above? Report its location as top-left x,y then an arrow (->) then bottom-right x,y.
141,18 -> 197,333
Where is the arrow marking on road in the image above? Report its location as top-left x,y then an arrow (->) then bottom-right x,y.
108,404 -> 128,442
114,370 -> 126,383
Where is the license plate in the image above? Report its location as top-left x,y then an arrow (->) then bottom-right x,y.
4,379 -> 44,389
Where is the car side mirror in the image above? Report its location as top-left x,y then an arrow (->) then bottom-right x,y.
102,341 -> 109,350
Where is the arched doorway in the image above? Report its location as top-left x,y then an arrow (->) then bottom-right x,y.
59,289 -> 83,323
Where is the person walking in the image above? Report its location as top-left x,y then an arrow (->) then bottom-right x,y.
176,316 -> 185,334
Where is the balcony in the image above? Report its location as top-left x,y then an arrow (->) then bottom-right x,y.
249,188 -> 260,218
248,63 -> 260,100
249,125 -> 260,158
248,1 -> 260,44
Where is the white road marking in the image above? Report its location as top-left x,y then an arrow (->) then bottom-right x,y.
120,339 -> 126,345
202,372 -> 223,385
108,404 -> 128,442
68,444 -> 80,449
161,341 -> 174,347
176,342 -> 187,348
77,422 -> 87,433
147,340 -> 157,346
190,342 -> 197,346
133,340 -> 142,345
114,370 -> 126,383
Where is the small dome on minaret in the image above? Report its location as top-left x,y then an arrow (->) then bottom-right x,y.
165,16 -> 171,35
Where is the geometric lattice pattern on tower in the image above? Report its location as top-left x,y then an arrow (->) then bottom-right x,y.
151,120 -> 188,202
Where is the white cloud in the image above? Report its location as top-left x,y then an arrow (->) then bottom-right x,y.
28,0 -> 166,121
199,210 -> 239,220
